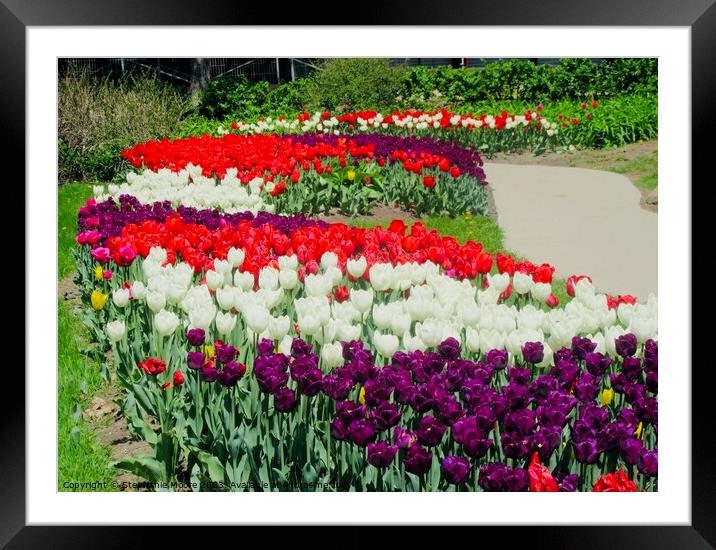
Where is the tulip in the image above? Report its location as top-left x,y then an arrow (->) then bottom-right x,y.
321,342 -> 344,369
146,290 -> 166,314
268,315 -> 290,340
367,441 -> 398,469
369,263 -> 393,291
350,288 -> 374,314
245,305 -> 270,334
279,269 -> 298,290
227,247 -> 245,268
105,320 -> 126,342
235,271 -> 255,291
531,282 -> 552,303
259,267 -> 279,291
154,309 -> 180,337
513,271 -> 533,295
215,311 -> 237,335
403,444 -> 432,476
90,290 -> 108,311
206,270 -> 224,290
131,281 -> 147,300
173,371 -> 185,386
373,331 -> 399,358
441,456 -> 471,485
112,288 -> 131,308
465,328 -> 481,353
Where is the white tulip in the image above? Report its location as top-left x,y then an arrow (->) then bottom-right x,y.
321,342 -> 344,370
227,247 -> 245,268
131,281 -> 147,300
245,305 -> 270,334
346,257 -> 367,279
259,267 -> 279,291
206,270 -> 224,290
350,288 -> 374,314
235,271 -> 255,291
154,309 -> 180,336
604,325 -> 626,356
305,273 -> 331,297
321,251 -> 338,270
298,314 -> 320,336
416,319 -> 443,348
278,255 -> 298,271
405,295 -> 432,322
106,320 -> 126,343
465,328 -> 480,353
513,272 -> 533,295
215,311 -> 237,335
630,317 -> 657,343
146,290 -> 166,314
166,283 -> 187,305
373,330 -> 399,358
369,263 -> 394,291
531,282 -> 552,303
213,258 -> 232,275
390,312 -> 412,336
268,315 -> 290,340
479,330 -> 505,354
488,272 -> 510,294
372,303 -> 392,330
279,269 -> 298,290
188,304 -> 216,331
325,266 -> 343,287
336,320 -> 361,342
112,288 -> 131,308
278,335 -> 294,356
403,333 -> 426,352
215,287 -> 235,310
537,343 -> 554,368
148,246 -> 167,264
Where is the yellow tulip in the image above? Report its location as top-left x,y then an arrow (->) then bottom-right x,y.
90,290 -> 108,310
358,386 -> 366,405
347,170 -> 356,181
203,344 -> 215,360
600,388 -> 615,406
635,422 -> 644,439
94,265 -> 104,280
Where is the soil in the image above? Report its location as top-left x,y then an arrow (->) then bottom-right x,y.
489,140 -> 658,213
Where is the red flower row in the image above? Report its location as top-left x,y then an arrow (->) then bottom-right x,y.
122,133 -> 467,182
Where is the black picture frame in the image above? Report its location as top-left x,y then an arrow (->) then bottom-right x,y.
5,1 -> 705,547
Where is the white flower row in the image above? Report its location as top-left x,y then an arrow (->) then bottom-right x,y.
93,165 -> 274,214
218,111 -> 560,137
105,248 -> 658,370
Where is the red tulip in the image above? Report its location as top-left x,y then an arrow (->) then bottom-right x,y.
137,358 -> 167,376
423,175 -> 436,188
528,452 -> 558,492
592,468 -> 638,492
173,371 -> 185,386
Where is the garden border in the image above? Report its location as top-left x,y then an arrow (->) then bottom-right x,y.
9,2 -> 705,548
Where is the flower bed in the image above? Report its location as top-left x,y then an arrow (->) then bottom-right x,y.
220,107 -> 575,156
120,133 -> 488,216
74,200 -> 658,492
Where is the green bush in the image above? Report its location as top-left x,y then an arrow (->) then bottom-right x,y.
399,58 -> 657,105
198,76 -> 308,121
301,58 -> 406,112
58,71 -> 191,182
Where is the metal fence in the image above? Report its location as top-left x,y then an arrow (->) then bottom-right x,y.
58,57 -> 606,86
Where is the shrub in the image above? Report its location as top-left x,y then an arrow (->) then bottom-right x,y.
301,58 -> 406,112
58,71 -> 191,182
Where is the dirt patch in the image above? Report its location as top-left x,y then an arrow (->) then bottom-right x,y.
59,274 -> 81,300
490,140 -> 658,214
86,387 -> 154,491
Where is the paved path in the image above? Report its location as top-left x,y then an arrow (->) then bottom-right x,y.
484,163 -> 657,300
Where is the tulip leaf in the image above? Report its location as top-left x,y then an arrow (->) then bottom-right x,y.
126,413 -> 159,445
188,446 -> 225,484
302,462 -> 318,486
114,456 -> 166,484
71,402 -> 82,422
69,426 -> 81,444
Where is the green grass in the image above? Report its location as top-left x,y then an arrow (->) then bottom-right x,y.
607,151 -> 658,190
58,298 -> 115,491
59,183 -> 94,278
58,183 -> 115,491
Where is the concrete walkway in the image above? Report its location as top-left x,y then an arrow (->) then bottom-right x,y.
484,163 -> 657,300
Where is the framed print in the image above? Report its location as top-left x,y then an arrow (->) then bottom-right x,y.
5,0 -> 707,547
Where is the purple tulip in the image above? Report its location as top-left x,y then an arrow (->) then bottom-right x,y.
438,337 -> 461,360
639,449 -> 658,476
186,328 -> 205,347
620,437 -> 645,465
615,333 -> 638,358
441,456 -> 472,485
486,349 -> 509,370
274,386 -> 297,413
367,440 -> 398,469
370,401 -> 402,432
416,415 -> 447,447
349,419 -> 376,447
521,341 -> 544,364
187,351 -> 205,370
257,338 -> 275,357
403,444 -> 433,476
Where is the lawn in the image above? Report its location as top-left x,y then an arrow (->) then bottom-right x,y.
58,183 -> 115,491
607,151 -> 658,190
